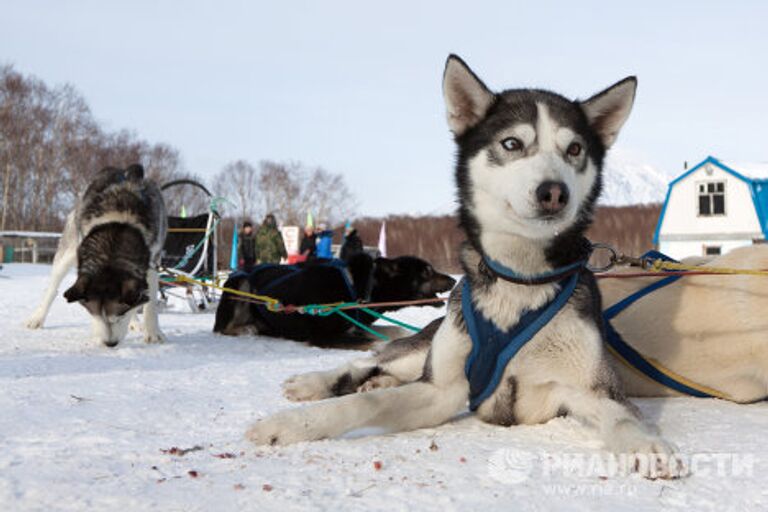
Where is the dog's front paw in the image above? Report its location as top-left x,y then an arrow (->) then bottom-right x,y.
629,437 -> 686,480
25,313 -> 44,329
357,375 -> 401,393
283,372 -> 333,402
143,330 -> 166,344
610,424 -> 686,480
245,409 -> 323,445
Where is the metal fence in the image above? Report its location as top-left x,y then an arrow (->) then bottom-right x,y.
0,231 -> 61,264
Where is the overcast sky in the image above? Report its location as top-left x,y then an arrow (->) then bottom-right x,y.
2,1 -> 767,216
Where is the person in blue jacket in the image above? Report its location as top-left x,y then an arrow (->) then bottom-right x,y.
315,222 -> 334,259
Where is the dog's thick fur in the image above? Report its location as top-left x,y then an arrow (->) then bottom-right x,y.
25,165 -> 167,347
213,253 -> 456,342
245,56 -> 683,478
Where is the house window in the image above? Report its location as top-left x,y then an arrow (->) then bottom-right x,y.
698,181 -> 725,216
704,245 -> 721,256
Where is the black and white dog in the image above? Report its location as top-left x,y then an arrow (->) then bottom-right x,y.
214,253 -> 456,342
246,56 -> 682,479
26,165 -> 167,347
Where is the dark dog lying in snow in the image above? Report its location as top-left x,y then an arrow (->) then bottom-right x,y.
213,253 -> 455,342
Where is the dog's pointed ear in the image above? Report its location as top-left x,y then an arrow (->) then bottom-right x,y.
443,55 -> 495,136
63,275 -> 90,303
125,164 -> 145,181
580,77 -> 637,148
375,257 -> 399,278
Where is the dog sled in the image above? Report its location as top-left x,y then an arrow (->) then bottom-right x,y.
159,179 -> 222,311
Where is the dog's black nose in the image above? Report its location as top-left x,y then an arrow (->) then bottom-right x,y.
536,181 -> 569,214
103,340 -> 119,348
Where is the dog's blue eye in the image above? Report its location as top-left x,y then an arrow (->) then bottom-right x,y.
501,137 -> 523,151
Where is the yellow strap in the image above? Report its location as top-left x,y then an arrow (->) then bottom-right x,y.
168,228 -> 208,233
173,274 -> 281,308
171,273 -> 361,312
651,260 -> 768,277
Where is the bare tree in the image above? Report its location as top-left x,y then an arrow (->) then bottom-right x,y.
300,166 -> 357,225
212,159 -> 261,222
258,160 -> 301,223
0,64 -> 195,232
211,159 -> 357,227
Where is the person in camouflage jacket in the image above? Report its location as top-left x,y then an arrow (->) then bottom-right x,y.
254,213 -> 287,264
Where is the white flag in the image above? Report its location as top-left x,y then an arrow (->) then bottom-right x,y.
377,221 -> 387,258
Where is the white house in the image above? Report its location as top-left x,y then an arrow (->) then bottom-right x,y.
654,156 -> 768,259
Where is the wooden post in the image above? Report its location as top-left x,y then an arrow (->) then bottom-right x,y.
1,155 -> 9,232
30,238 -> 38,264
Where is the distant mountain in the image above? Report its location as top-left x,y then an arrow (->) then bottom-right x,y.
600,149 -> 671,206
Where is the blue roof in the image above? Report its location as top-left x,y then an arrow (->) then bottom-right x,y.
652,156 -> 768,244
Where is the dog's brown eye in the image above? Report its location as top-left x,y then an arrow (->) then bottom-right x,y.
567,142 -> 582,157
501,137 -> 523,151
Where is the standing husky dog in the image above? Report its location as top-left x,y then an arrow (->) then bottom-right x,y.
246,56 -> 682,478
26,165 -> 167,347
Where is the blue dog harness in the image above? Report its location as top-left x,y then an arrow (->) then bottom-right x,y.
463,258 -> 584,410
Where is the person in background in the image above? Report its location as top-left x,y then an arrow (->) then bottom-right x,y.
315,222 -> 334,259
237,221 -> 256,271
254,213 -> 287,264
299,225 -> 316,262
340,225 -> 364,262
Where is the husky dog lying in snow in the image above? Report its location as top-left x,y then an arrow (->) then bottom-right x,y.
246,55 -> 683,478
213,253 -> 455,342
26,165 -> 167,347
282,246 -> 768,409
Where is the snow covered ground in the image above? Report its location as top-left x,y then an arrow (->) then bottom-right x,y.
2,264 -> 768,511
